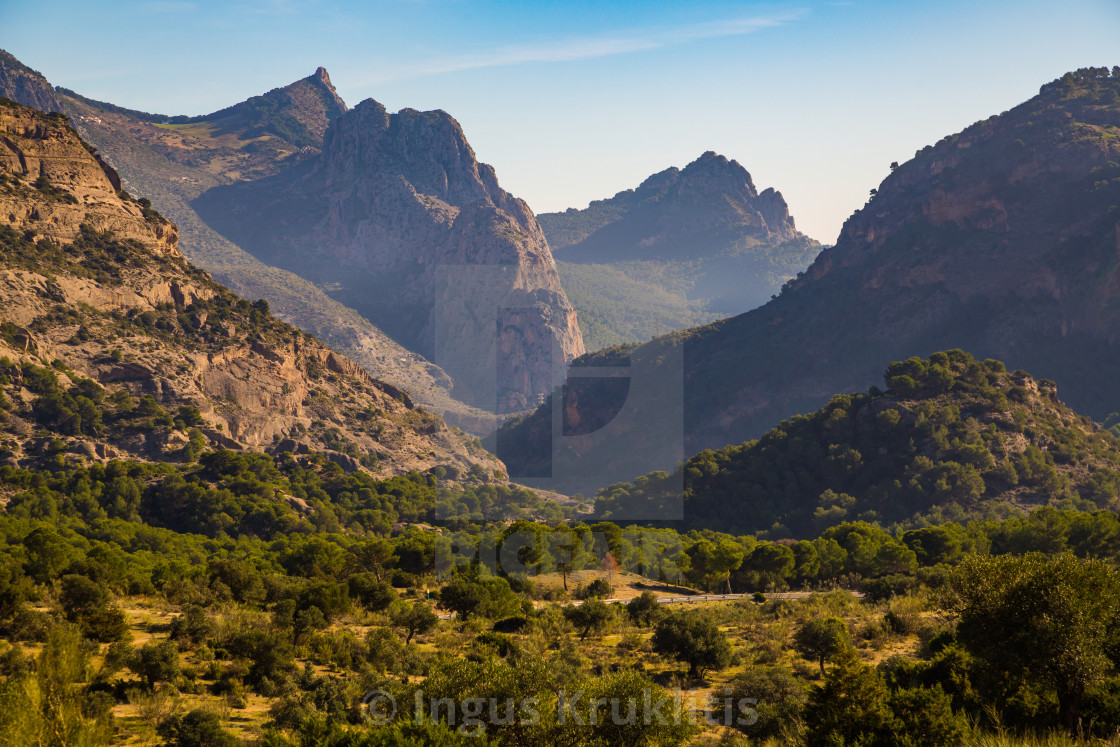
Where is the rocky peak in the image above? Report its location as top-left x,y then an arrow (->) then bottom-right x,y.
0,49 -> 63,114
676,150 -> 758,198
541,150 -> 803,263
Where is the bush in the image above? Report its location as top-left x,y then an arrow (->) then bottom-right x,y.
626,591 -> 662,626
576,578 -> 613,600
158,708 -> 239,747
728,666 -> 807,741
131,640 -> 180,688
563,599 -> 613,641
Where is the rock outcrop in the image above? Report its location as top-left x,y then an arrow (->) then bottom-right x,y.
0,98 -> 504,479
0,50 -> 63,114
0,99 -> 178,253
194,98 -> 585,412
499,67 -> 1120,494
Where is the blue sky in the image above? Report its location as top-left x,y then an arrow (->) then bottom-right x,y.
3,0 -> 1118,242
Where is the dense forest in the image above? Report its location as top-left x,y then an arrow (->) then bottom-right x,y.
594,350 -> 1120,537
1,430 -> 1120,743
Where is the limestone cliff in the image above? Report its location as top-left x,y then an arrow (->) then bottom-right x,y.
194,99 -> 585,412
0,99 -> 503,480
0,100 -> 177,253
46,64 -> 517,431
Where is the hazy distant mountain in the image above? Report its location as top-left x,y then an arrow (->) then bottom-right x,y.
0,97 -> 501,478
0,50 -> 63,113
539,152 -> 820,350
499,67 -> 1120,494
194,98 -> 585,413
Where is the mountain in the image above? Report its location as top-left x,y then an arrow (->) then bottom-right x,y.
498,67 -> 1120,494
538,152 -> 821,350
193,98 -> 585,413
594,350 -> 1120,537
0,96 -> 502,479
59,65 -> 345,181
34,56 -> 578,426
0,50 -> 63,114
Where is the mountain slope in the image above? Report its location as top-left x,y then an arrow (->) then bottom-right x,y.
59,65 -> 345,181
194,98 -> 585,413
540,152 -> 820,350
499,67 -> 1120,493
0,50 -> 63,114
0,97 -> 501,479
594,350 -> 1120,537
38,65 -> 494,431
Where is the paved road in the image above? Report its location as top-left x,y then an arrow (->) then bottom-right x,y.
436,589 -> 860,618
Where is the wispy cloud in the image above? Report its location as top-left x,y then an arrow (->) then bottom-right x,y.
360,10 -> 808,84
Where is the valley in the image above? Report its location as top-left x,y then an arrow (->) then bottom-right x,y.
0,35 -> 1119,746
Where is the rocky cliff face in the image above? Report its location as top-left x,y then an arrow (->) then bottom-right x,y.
0,98 -> 503,479
0,50 -> 63,114
538,152 -> 820,349
499,67 -> 1120,494
194,98 -> 585,412
0,100 -> 177,253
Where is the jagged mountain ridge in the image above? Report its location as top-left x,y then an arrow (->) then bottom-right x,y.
23,54 -> 579,426
59,65 -> 346,180
539,152 -> 820,350
0,97 -> 502,479
498,67 -> 1120,494
193,97 -> 585,413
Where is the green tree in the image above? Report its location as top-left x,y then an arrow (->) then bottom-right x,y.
651,610 -> 733,680
158,708 -> 240,747
438,575 -> 520,620
888,685 -> 967,747
563,599 -> 613,641
794,616 -> 850,675
131,640 -> 180,689
390,601 -> 439,644
626,590 -> 662,627
950,553 -> 1120,731
347,573 -> 396,612
805,648 -> 894,746
728,666 -> 807,741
